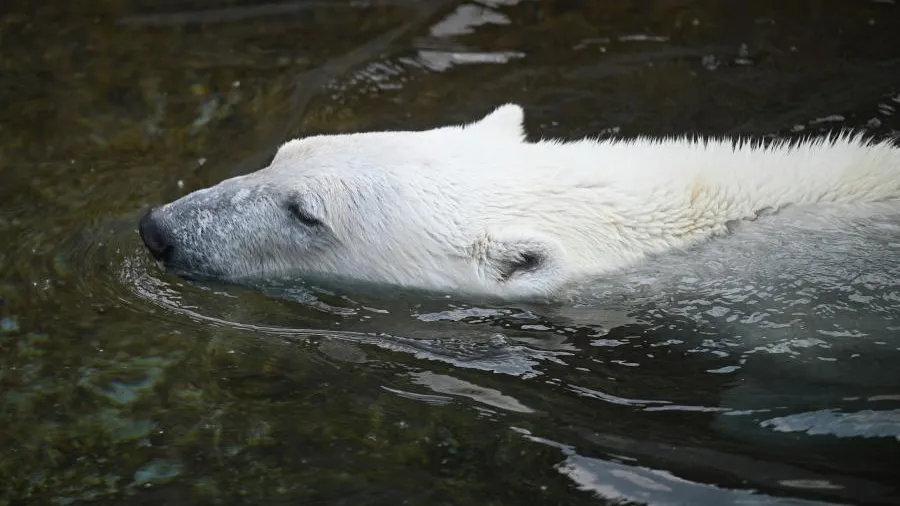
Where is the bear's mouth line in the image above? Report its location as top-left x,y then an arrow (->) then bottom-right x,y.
147,244 -> 173,262
150,255 -> 224,283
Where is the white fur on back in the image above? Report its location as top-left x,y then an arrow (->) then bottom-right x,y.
497,132 -> 900,278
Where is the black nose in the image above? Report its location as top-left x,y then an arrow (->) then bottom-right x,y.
139,208 -> 174,262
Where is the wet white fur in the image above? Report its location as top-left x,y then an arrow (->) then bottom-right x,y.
171,104 -> 900,299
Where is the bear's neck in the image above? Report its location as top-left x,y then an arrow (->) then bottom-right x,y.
517,134 -> 900,273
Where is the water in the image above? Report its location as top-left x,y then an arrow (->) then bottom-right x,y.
2,1 -> 900,504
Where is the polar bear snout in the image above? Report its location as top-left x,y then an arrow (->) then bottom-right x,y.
139,208 -> 175,263
136,183 -> 332,282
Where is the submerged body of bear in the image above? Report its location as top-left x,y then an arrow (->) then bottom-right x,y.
139,104 -> 900,299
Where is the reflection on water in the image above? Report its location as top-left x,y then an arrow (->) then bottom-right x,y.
2,0 -> 900,504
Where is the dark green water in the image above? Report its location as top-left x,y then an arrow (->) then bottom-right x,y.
2,1 -> 900,505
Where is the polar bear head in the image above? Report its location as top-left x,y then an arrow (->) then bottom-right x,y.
139,105 -> 594,299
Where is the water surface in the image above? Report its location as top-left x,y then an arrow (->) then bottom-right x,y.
2,1 -> 900,504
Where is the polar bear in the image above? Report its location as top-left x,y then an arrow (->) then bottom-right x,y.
138,104 -> 900,299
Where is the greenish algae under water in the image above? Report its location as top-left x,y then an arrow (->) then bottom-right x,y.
1,1 -> 900,505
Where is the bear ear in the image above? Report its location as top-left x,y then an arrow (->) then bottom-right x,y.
472,226 -> 567,299
471,103 -> 526,141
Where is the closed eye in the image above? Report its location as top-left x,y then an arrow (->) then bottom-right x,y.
287,202 -> 324,228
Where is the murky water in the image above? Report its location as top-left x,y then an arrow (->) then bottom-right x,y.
2,1 -> 900,504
